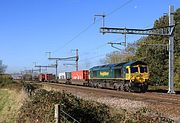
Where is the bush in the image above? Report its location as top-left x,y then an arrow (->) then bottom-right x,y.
18,89 -> 113,123
0,74 -> 15,87
17,88 -> 174,123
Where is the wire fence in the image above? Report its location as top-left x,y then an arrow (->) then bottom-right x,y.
55,104 -> 80,123
60,110 -> 80,123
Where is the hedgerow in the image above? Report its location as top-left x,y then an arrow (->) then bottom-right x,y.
17,85 -> 174,123
18,89 -> 113,123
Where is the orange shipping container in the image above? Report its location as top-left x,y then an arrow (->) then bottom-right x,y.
39,74 -> 55,82
39,74 -> 45,82
44,74 -> 55,81
71,70 -> 89,81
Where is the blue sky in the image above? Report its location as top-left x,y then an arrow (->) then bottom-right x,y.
0,0 -> 179,73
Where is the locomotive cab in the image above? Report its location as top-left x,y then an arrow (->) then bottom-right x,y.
125,61 -> 149,92
126,65 -> 149,83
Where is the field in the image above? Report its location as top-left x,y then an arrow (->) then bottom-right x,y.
0,88 -> 27,122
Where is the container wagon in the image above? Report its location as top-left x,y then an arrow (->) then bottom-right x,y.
58,72 -> 71,84
39,74 -> 55,82
70,70 -> 89,85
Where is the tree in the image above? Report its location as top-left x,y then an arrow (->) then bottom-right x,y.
0,60 -> 7,74
134,8 -> 180,86
102,8 -> 180,87
174,9 -> 180,87
103,48 -> 135,64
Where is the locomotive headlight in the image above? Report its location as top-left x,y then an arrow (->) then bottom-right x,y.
137,77 -> 140,80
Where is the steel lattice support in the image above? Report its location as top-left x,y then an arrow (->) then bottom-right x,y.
100,26 -> 174,36
168,6 -> 175,94
48,49 -> 79,79
100,6 -> 175,94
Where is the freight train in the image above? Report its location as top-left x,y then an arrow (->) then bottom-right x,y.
19,73 -> 55,82
39,73 -> 55,82
58,61 -> 149,92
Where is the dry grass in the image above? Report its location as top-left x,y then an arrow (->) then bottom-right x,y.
0,88 -> 28,122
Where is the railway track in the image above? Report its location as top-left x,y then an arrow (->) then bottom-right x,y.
37,81 -> 180,107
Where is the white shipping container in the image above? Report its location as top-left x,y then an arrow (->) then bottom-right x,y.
59,72 -> 66,79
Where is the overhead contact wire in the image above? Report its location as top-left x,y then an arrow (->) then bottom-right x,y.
54,0 -> 134,53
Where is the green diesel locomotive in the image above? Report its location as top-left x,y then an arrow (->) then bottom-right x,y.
88,61 -> 149,92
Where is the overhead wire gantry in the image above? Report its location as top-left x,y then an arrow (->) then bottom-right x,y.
34,64 -> 56,73
99,6 -> 175,94
48,49 -> 79,80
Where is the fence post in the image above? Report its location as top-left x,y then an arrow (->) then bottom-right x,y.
55,104 -> 60,123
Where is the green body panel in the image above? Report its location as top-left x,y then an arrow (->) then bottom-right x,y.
89,61 -> 149,83
89,68 -> 126,79
98,69 -> 114,78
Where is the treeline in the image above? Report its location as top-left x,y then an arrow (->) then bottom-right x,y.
104,8 -> 180,87
0,60 -> 7,74
0,60 -> 14,87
